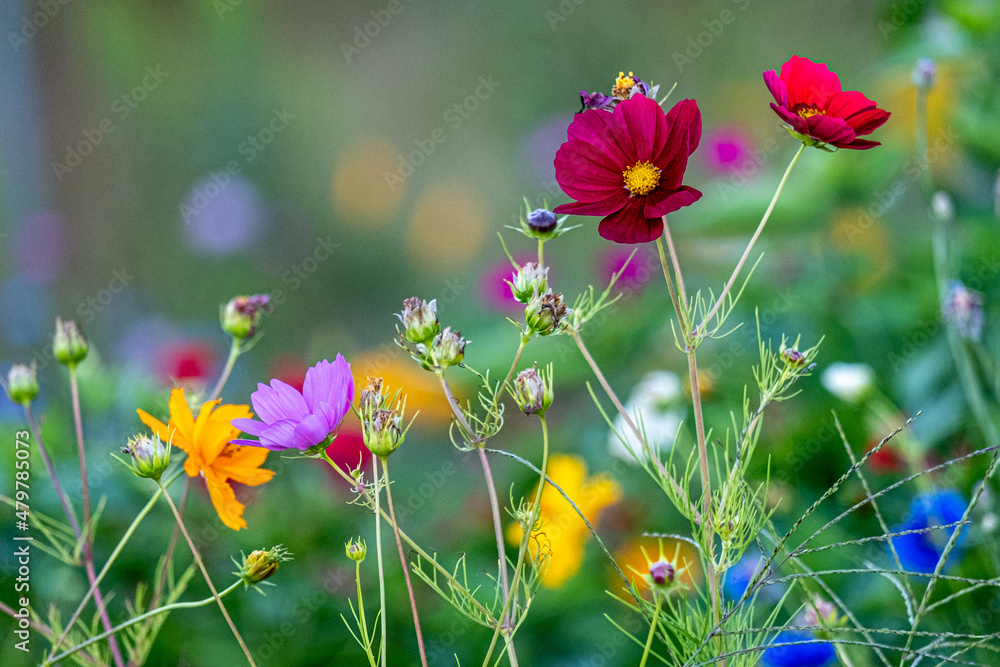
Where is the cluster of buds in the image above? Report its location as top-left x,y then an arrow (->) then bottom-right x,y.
3,364 -> 39,406
120,434 -> 171,481
396,298 -> 467,370
358,377 -> 414,459
509,261 -> 549,304
54,318 -> 88,368
512,364 -> 554,416
345,537 -> 367,562
525,290 -> 571,336
510,200 -> 575,241
235,545 -> 293,589
579,70 -> 659,112
221,294 -> 272,341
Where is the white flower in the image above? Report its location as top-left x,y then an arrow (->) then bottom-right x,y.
821,362 -> 875,403
609,371 -> 684,463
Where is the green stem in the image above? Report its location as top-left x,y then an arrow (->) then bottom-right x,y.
381,457 -> 429,667
639,594 -> 664,667
48,580 -> 242,664
482,414 -> 549,667
356,561 -> 378,667
537,238 -> 544,267
320,451 -> 495,623
158,481 -> 256,666
49,468 -> 184,654
24,405 -> 123,666
373,454 -> 387,667
152,476 -> 191,609
208,338 -> 241,402
696,143 -> 805,336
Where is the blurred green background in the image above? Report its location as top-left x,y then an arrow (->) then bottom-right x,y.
2,0 -> 1000,664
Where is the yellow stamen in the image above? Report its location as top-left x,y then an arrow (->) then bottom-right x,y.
612,70 -> 637,100
797,106 -> 826,119
622,161 -> 661,196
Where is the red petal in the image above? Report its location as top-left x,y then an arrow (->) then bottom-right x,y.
554,190 -> 629,216
850,109 -> 890,136
770,103 -> 809,135
567,109 -> 633,169
644,185 -> 702,218
666,98 -> 702,154
763,70 -> 788,107
598,199 -> 662,244
806,114 -> 855,145
781,55 -> 841,109
655,99 -> 701,189
609,95 -> 662,162
554,144 -> 626,201
833,138 -> 881,150
825,90 -> 875,121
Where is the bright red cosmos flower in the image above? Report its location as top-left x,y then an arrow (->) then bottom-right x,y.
553,95 -> 702,244
764,55 -> 890,150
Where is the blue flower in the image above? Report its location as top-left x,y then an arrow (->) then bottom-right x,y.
891,490 -> 968,574
724,552 -> 783,603
762,631 -> 836,667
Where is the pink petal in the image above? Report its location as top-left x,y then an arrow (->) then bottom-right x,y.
598,199 -> 662,244
806,114 -> 855,145
763,70 -> 787,107
231,417 -> 267,436
293,412 -> 331,449
781,55 -> 841,109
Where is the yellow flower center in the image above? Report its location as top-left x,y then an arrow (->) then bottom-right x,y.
797,106 -> 826,119
612,70 -> 636,99
622,161 -> 661,196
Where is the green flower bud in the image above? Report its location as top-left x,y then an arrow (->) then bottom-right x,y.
345,538 -> 367,562
221,294 -> 271,340
397,297 -> 440,344
5,364 -> 39,406
358,376 -> 385,415
512,364 -> 553,416
509,262 -> 548,304
236,545 -> 293,587
525,291 -> 569,336
780,347 -> 807,368
121,434 -> 171,481
53,318 -> 88,367
363,408 -> 403,458
431,327 -> 466,367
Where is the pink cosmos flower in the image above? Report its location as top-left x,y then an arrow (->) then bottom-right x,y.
231,355 -> 355,451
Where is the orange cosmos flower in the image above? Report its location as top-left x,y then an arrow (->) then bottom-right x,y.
138,388 -> 274,530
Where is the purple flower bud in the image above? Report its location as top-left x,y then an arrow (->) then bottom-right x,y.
649,559 -> 675,586
911,57 -> 936,91
527,208 -> 558,234
943,280 -> 984,342
781,348 -> 807,368
222,294 -> 272,340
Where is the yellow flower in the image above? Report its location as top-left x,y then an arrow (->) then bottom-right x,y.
506,454 -> 622,589
138,388 -> 274,531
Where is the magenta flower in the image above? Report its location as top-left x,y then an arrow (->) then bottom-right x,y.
231,355 -> 355,451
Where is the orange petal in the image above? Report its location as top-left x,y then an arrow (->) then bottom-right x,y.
191,398 -> 223,448
204,472 -> 247,531
168,388 -> 196,443
199,404 -> 252,465
212,444 -> 274,486
136,409 -> 171,442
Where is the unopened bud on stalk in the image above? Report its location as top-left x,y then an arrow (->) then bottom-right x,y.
932,191 -> 954,222
121,434 -> 171,481
781,348 -> 807,368
237,545 -> 293,588
527,208 -> 558,235
221,294 -> 271,340
512,364 -> 554,416
509,262 -> 549,304
345,538 -> 367,562
397,298 -> 440,344
910,57 -> 936,91
4,364 -> 39,406
431,327 -> 466,367
525,290 -> 570,336
53,318 -> 88,367
648,559 -> 675,587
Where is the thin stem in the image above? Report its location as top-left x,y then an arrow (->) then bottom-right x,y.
50,468 -> 184,654
381,457 -> 429,667
537,238 -> 544,267
48,580 -> 242,664
24,405 -> 124,667
356,561 -> 378,667
68,367 -> 93,552
373,453 -> 387,667
639,594 -> 664,667
152,476 -> 191,609
482,414 -> 549,667
320,451 -> 494,622
655,236 -> 685,331
208,338 -> 241,402
696,143 -> 806,335
158,481 -> 256,666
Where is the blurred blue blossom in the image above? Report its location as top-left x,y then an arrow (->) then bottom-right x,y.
762,631 -> 836,667
891,489 -> 968,574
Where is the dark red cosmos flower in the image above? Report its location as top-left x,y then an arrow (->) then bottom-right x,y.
553,95 -> 702,244
764,55 -> 890,150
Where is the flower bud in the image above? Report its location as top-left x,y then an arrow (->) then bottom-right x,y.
431,327 -> 466,367
221,294 -> 271,340
363,408 -> 403,458
53,318 -> 88,367
943,280 -> 984,342
121,434 -> 171,481
238,545 -> 292,587
781,348 -> 807,368
512,364 -> 553,416
910,57 -> 936,91
345,538 -> 367,562
648,559 -> 675,587
5,364 -> 39,405
509,262 -> 549,304
803,598 -> 839,627
397,298 -> 440,344
359,377 -> 385,415
527,208 -> 558,235
525,290 -> 570,336
932,191 -> 954,222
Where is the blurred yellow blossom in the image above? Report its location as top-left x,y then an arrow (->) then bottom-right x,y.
506,454 -> 622,589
